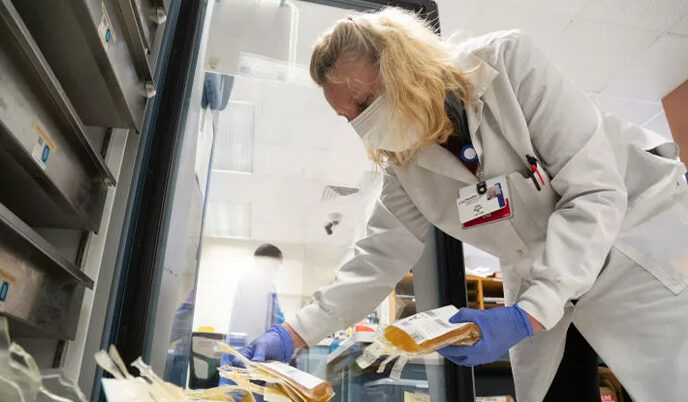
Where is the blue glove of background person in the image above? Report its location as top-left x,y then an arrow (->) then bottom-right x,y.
231,325 -> 294,366
437,304 -> 533,367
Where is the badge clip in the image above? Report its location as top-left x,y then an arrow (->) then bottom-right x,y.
477,181 -> 487,194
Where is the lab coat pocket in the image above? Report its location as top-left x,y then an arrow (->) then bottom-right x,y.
507,170 -> 559,241
615,188 -> 688,295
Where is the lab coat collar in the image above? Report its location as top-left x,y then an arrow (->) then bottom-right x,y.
453,51 -> 499,100
414,143 -> 479,185
457,52 -> 499,168
414,52 -> 498,184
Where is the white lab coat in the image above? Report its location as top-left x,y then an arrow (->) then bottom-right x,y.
288,30 -> 688,401
228,257 -> 282,342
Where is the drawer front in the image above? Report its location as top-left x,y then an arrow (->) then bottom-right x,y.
11,0 -> 150,130
0,2 -> 112,230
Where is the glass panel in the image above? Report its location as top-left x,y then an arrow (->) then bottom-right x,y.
151,1 -> 449,400
463,243 -> 504,310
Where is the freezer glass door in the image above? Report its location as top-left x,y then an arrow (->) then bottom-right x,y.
146,1 -> 453,401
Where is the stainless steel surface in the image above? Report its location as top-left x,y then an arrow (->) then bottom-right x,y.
0,201 -> 94,340
116,0 -> 168,80
11,0 -> 150,130
0,0 -> 115,231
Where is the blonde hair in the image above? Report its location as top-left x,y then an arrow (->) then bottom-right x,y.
310,7 -> 471,165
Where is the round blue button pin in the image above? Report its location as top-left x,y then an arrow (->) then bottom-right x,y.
460,144 -> 478,163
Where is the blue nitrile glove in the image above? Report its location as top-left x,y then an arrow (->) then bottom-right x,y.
437,304 -> 533,367
230,325 -> 294,367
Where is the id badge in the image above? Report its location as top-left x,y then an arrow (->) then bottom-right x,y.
457,176 -> 512,228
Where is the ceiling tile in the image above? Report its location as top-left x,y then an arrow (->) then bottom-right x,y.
204,201 -> 252,238
438,0 -> 572,49
578,0 -> 686,32
643,111 -> 675,141
208,173 -> 324,204
253,144 -> 370,186
213,102 -> 255,173
590,94 -> 663,125
230,75 -> 364,152
253,201 -> 310,227
251,221 -> 309,244
547,19 -> 656,92
602,34 -> 688,100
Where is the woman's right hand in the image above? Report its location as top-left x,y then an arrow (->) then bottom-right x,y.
232,324 -> 299,365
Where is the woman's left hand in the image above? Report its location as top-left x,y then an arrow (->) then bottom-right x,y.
437,305 -> 534,367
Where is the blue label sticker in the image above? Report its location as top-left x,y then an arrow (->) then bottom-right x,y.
0,281 -> 8,302
41,145 -> 50,163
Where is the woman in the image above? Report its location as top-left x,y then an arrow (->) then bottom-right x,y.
238,8 -> 688,401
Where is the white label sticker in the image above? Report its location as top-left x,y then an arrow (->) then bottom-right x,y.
97,2 -> 116,48
0,268 -> 15,303
392,305 -> 470,344
262,361 -> 324,390
390,354 -> 410,380
356,340 -> 386,369
404,391 -> 431,402
30,120 -> 56,170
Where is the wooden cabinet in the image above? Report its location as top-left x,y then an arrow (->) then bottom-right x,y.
389,273 -> 415,320
467,275 -> 505,310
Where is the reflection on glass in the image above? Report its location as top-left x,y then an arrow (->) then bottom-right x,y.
219,245 -> 286,386
164,290 -> 196,386
158,1 -> 448,400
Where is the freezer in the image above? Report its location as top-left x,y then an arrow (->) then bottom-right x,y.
0,0 -> 115,231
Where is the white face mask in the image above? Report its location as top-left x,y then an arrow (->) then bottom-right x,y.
350,95 -> 422,152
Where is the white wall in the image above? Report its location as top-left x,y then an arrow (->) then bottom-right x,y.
192,238 -> 307,333
300,245 -> 344,296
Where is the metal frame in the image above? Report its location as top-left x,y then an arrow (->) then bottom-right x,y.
109,0 -> 207,365
300,0 -> 438,15
96,1 -> 207,400
78,129 -> 139,400
435,229 -> 476,401
114,0 -> 169,82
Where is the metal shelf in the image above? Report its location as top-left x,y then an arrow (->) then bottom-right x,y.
0,201 -> 94,339
115,0 -> 169,82
0,0 -> 116,231
10,0 -> 156,130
